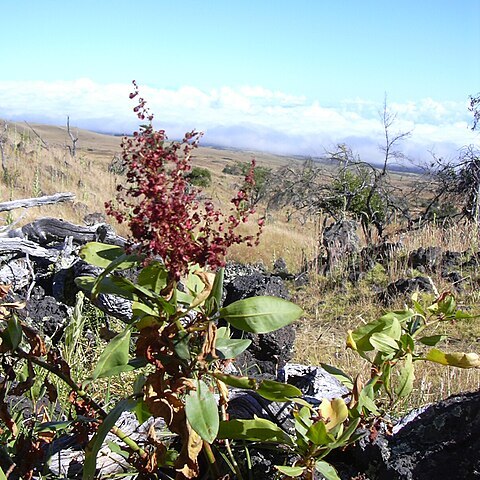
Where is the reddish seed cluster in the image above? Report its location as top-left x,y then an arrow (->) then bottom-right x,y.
106,81 -> 262,280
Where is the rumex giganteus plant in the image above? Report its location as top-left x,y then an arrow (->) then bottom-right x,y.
106,80 -> 262,282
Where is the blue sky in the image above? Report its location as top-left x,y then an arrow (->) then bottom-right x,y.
0,0 -> 479,162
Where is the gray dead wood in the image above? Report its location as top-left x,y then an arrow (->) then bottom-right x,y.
0,237 -> 59,261
0,193 -> 75,212
4,217 -> 125,246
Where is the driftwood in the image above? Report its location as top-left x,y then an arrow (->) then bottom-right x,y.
0,192 -> 75,212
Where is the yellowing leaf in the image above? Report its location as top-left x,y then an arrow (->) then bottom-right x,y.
426,348 -> 480,368
318,398 -> 348,431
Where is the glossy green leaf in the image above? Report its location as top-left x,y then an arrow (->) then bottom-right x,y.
173,331 -> 191,360
137,261 -> 168,293
134,399 -> 152,425
106,440 -> 129,458
90,328 -> 131,380
78,242 -> 126,269
275,465 -> 305,477
185,380 -> 219,443
219,296 -> 303,334
351,316 -> 401,352
418,334 -> 447,346
437,294 -> 456,316
331,417 -> 362,448
294,406 -> 313,439
217,418 -> 293,445
208,267 -> 224,315
306,420 -> 333,446
256,379 -> 302,402
315,460 -> 341,480
5,315 -> 22,350
357,384 -> 379,415
91,252 -> 142,300
395,353 -> 414,398
320,363 -> 354,389
0,466 -> 6,480
83,397 -> 136,480
425,348 -> 480,368
35,420 -> 75,433
369,332 -> 399,354
212,372 -> 257,390
215,338 -> 251,359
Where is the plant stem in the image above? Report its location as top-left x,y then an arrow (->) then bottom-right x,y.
16,348 -> 148,459
203,441 -> 221,478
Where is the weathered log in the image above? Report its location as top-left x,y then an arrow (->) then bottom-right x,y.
5,217 -> 125,246
0,192 -> 75,212
0,237 -> 59,260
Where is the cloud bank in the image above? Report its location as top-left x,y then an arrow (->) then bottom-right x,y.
0,79 -> 476,164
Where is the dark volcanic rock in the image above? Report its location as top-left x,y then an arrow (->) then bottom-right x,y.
381,276 -> 433,302
18,287 -> 70,340
347,391 -> 480,480
408,246 -> 442,272
223,262 -> 295,376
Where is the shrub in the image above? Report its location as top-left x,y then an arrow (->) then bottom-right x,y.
186,166 -> 212,187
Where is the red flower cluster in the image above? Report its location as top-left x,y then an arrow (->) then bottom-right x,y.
106,81 -> 262,280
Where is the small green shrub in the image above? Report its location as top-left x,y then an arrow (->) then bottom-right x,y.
186,166 -> 212,187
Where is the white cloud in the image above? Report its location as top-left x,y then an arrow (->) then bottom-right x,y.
0,79 -> 477,163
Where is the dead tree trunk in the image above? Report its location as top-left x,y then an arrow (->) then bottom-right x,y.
66,116 -> 78,157
0,192 -> 75,212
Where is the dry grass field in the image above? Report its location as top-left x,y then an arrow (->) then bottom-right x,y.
1,118 -> 479,411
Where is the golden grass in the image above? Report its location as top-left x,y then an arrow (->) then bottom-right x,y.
1,119 -> 479,410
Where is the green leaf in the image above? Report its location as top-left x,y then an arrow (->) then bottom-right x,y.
83,397 -> 136,480
357,384 -> 379,415
331,417 -> 362,448
137,261 -> 168,293
256,379 -> 302,402
132,301 -> 158,319
91,252 -> 143,300
315,460 -> 341,480
425,348 -> 480,368
0,466 -> 6,480
395,353 -> 414,398
275,465 -> 305,477
79,242 -> 126,268
90,328 -> 131,380
418,334 -> 447,347
207,267 -> 224,315
437,294 -> 456,316
185,380 -> 219,443
320,363 -> 354,389
212,372 -> 257,390
35,420 -> 75,433
5,315 -> 22,350
215,338 -> 251,359
217,418 -> 293,445
106,440 -> 129,458
219,296 -> 303,334
351,316 -> 402,352
369,332 -> 399,354
294,406 -> 313,439
134,399 -> 151,425
172,331 -> 191,360
306,420 -> 333,446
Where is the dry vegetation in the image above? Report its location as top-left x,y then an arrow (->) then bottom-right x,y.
0,118 -> 479,410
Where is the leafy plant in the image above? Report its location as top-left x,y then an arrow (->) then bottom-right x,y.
186,166 -> 212,187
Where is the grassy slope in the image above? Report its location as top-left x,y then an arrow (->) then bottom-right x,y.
1,119 -> 479,410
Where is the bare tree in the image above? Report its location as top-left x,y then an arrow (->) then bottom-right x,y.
66,116 -> 78,157
0,121 -> 7,173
